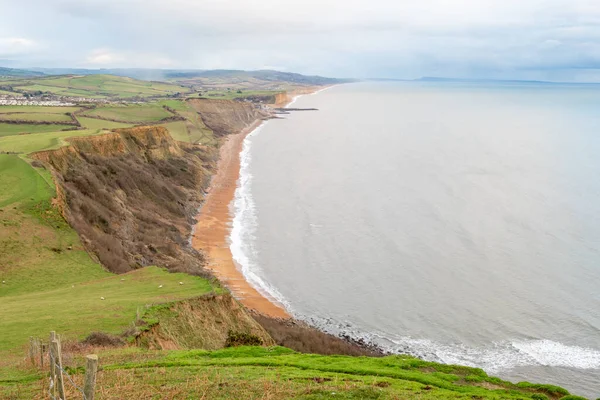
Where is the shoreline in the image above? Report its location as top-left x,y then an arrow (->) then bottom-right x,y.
191,87 -> 324,318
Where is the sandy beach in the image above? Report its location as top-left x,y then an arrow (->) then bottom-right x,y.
191,120 -> 290,318
191,88 -> 322,319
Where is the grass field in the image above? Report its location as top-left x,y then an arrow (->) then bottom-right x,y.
5,75 -> 191,99
0,123 -> 75,137
0,105 -> 79,128
187,89 -> 281,101
0,89 -> 22,96
157,121 -> 189,142
0,128 -> 100,153
81,104 -> 172,122
0,267 -> 216,352
1,346 -> 577,399
0,155 -> 50,208
0,106 -> 80,114
0,112 -> 73,122
158,99 -> 216,145
75,116 -> 134,130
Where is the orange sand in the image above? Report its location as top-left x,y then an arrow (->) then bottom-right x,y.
192,88 -> 323,318
192,120 -> 290,318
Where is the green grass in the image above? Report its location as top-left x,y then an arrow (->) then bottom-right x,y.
0,89 -> 22,96
158,99 -> 192,111
0,128 -> 99,153
5,75 -> 191,99
0,267 -> 215,352
155,99 -> 216,145
76,116 -> 134,130
0,106 -> 80,114
0,346 -> 574,399
0,123 -> 75,137
195,89 -> 281,100
0,155 -> 49,208
158,121 -> 189,142
82,104 -> 172,122
0,112 -> 73,122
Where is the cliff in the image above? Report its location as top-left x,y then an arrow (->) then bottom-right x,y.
136,293 -> 275,350
32,126 -> 216,275
187,98 -> 270,137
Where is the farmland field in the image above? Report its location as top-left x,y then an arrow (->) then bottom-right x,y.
0,106 -> 80,114
81,104 -> 172,122
157,99 -> 216,144
0,123 -> 75,137
157,120 -> 189,142
4,75 -> 191,99
0,89 -> 22,96
75,116 -> 134,130
0,112 -> 73,122
0,128 -> 100,153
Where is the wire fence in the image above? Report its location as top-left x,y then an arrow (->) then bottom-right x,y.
29,332 -> 98,400
49,351 -> 86,399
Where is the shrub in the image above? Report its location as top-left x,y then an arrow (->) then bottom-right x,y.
82,332 -> 125,347
225,331 -> 263,347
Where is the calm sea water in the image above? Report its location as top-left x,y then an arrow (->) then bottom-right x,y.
230,82 -> 600,397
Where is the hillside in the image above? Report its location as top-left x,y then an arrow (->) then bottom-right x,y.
2,345 -> 577,399
0,67 -> 44,79
0,74 -> 190,99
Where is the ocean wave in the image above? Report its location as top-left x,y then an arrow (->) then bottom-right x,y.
229,122 -> 292,310
301,315 -> 600,372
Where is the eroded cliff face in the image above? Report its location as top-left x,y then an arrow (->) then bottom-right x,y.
187,98 -> 270,137
33,126 -> 216,274
136,294 -> 275,350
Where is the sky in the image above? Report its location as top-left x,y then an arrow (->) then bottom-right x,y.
2,0 -> 600,81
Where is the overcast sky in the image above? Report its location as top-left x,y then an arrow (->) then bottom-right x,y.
2,0 -> 600,81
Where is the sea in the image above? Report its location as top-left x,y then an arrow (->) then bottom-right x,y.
230,81 -> 600,398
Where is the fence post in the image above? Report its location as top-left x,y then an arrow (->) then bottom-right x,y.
28,337 -> 35,365
40,341 -> 44,368
83,355 -> 99,400
50,339 -> 66,400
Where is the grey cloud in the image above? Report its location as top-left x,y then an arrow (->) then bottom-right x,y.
2,0 -> 600,80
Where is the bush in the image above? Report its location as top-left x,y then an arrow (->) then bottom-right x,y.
225,331 -> 263,347
82,331 -> 125,347
531,395 -> 549,400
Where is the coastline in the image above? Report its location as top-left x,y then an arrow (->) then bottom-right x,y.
191,86 -> 323,318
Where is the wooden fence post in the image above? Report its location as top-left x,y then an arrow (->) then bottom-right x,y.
39,341 -> 44,368
50,339 -> 66,400
28,337 -> 35,365
83,355 -> 99,400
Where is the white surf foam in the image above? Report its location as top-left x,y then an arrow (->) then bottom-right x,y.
229,89 -> 327,312
301,315 -> 600,373
229,122 -> 293,311
310,85 -> 335,96
286,95 -> 300,108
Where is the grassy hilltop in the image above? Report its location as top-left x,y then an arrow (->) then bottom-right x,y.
0,71 -> 586,399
